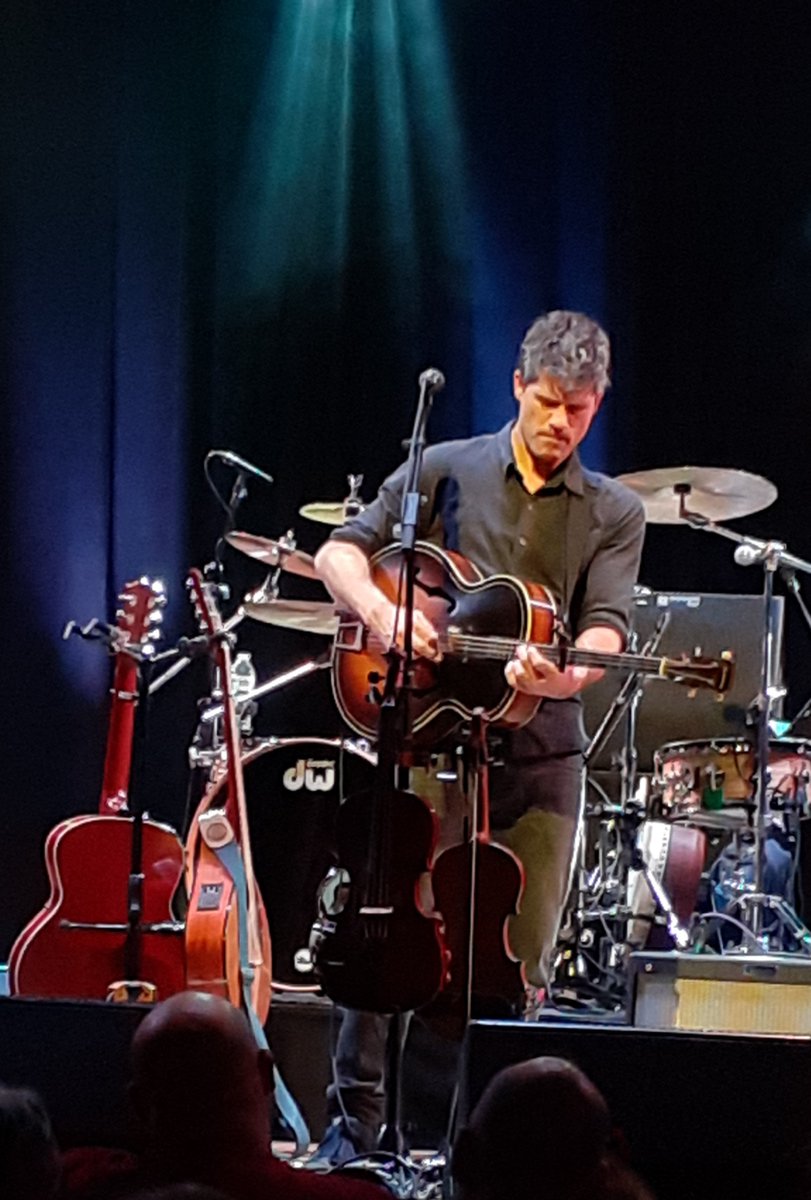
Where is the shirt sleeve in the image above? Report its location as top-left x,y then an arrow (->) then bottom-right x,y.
326,455 -> 442,556
574,486 -> 646,644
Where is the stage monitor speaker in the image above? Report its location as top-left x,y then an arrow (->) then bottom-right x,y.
582,590 -> 783,772
460,1019 -> 811,1200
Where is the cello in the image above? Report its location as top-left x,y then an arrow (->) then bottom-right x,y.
183,569 -> 271,1023
9,578 -> 186,1001
424,712 -> 526,1038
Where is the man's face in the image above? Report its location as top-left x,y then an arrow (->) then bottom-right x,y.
513,369 -> 603,471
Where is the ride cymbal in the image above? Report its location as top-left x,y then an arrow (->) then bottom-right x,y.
226,532 -> 319,581
616,466 -> 777,523
242,597 -> 339,636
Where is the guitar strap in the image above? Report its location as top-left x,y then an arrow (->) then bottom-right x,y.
214,841 -> 311,1155
560,483 -> 595,635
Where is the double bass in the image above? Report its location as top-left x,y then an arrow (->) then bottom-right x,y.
183,569 -> 271,1023
9,579 -> 186,1001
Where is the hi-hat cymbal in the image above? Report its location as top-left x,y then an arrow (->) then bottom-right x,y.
299,501 -> 365,527
242,597 -> 339,636
226,532 -> 319,581
616,466 -> 777,524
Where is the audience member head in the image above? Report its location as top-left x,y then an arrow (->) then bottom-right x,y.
0,1082 -> 61,1200
452,1056 -> 611,1200
129,991 -> 272,1169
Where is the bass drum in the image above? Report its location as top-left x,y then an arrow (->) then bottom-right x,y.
197,737 -> 376,992
627,820 -> 707,948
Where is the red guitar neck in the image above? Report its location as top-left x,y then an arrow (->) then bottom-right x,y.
99,652 -> 140,815
99,579 -> 164,816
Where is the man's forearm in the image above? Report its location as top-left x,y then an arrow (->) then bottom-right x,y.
314,540 -> 383,624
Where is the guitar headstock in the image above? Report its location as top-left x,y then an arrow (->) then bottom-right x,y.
115,577 -> 166,653
186,568 -> 227,642
660,648 -> 735,696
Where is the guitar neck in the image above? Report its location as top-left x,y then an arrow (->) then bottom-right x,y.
442,630 -> 731,692
99,653 -> 139,815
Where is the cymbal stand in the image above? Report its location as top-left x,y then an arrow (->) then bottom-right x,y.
675,488 -> 811,952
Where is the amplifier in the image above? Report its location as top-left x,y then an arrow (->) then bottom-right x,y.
630,950 -> 811,1034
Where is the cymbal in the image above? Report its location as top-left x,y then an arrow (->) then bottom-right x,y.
616,466 -> 777,524
226,532 -> 319,581
299,502 -> 346,526
242,597 -> 339,636
299,501 -> 365,526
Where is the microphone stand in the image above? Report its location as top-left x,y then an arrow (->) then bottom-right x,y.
377,368 -> 444,1157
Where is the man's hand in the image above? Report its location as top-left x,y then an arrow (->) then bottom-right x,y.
366,595 -> 442,661
505,643 -> 589,700
504,627 -> 621,699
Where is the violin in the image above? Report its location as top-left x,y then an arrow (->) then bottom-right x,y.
9,579 -> 186,1002
184,570 -> 271,1022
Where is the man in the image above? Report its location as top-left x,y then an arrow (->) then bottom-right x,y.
310,310 -> 645,1164
452,1056 -> 655,1200
0,1083 -> 61,1200
59,992 -> 386,1200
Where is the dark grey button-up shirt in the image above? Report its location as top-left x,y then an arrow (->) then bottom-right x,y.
330,422 -> 645,644
330,421 -> 645,770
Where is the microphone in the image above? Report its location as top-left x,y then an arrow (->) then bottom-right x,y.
419,367 -> 446,394
208,450 -> 274,486
734,542 -> 768,567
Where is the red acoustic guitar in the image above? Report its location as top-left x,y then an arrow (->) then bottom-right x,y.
9,579 -> 186,1001
332,542 -> 735,746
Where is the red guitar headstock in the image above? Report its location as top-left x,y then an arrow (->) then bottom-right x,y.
114,577 -> 166,654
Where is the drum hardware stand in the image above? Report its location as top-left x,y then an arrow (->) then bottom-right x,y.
200,654 -> 332,726
674,489 -> 811,953
553,612 -> 690,1007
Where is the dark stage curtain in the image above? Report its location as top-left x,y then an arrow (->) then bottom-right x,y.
2,1 -> 811,956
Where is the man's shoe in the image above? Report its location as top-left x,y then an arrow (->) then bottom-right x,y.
302,1118 -> 372,1172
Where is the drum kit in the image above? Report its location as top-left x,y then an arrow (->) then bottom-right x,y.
193,459 -> 811,1008
556,463 -> 811,1010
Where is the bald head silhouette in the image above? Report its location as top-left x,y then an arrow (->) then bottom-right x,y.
130,992 -> 273,1166
453,1056 -> 611,1200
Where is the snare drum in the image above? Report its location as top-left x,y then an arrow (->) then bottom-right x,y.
192,737 -> 376,991
654,737 -> 811,828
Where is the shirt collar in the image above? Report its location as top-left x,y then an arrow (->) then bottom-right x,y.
498,421 -> 585,496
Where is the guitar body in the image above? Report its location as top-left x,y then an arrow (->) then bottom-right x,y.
9,815 -> 185,1000
184,810 -> 272,1022
9,577 -> 187,1002
333,543 -> 555,744
311,785 -> 448,1013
